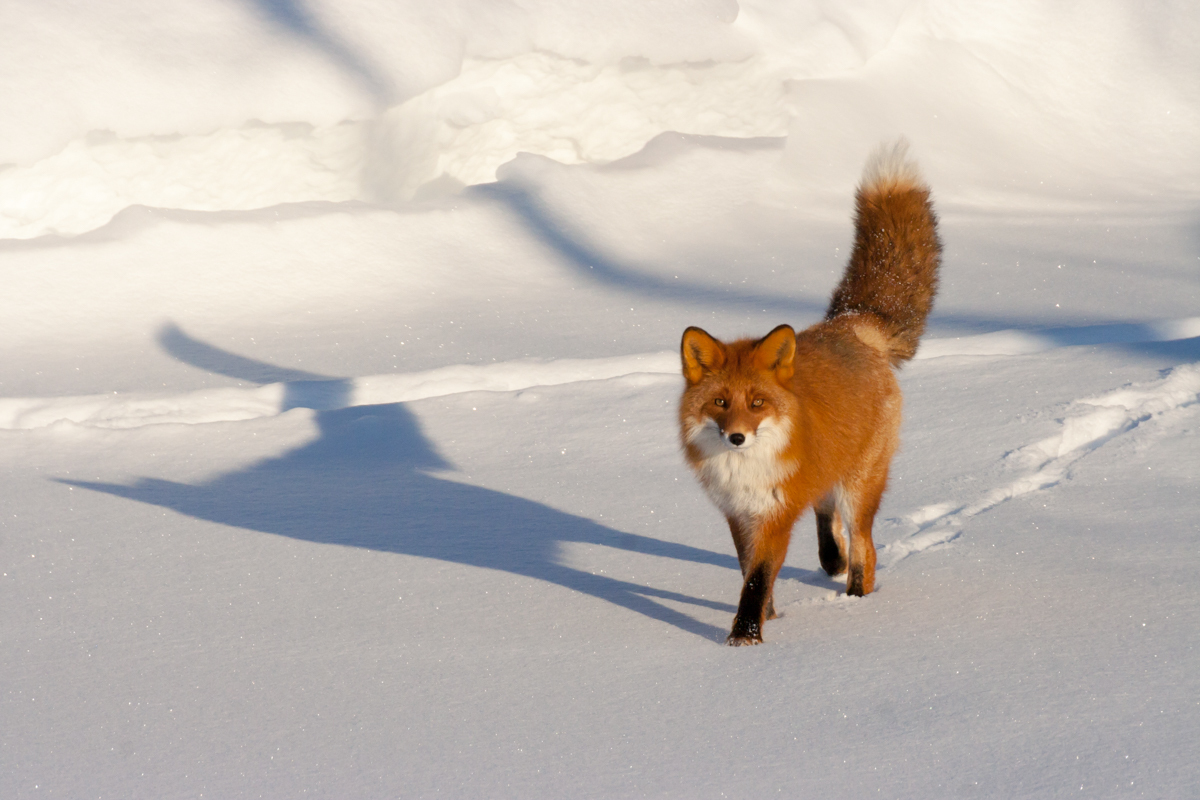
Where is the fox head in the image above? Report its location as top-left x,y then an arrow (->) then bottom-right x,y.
678,324 -> 799,456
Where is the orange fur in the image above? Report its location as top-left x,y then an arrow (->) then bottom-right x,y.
679,142 -> 941,645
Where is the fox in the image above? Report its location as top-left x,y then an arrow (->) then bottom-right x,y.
679,141 -> 941,646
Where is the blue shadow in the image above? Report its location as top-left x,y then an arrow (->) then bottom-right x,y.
475,151 -> 1200,358
246,0 -> 395,105
473,179 -> 828,319
156,322 -> 353,412
69,325 -> 846,642
63,401 -> 761,641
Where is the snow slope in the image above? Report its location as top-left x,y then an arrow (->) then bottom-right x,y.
2,1 -> 1199,798
4,0 -> 1198,239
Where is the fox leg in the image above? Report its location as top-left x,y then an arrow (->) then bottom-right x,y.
727,515 -> 778,620
726,515 -> 753,574
843,466 -> 889,597
727,510 -> 800,645
814,494 -> 847,576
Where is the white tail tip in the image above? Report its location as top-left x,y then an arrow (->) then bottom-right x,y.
861,138 -> 925,192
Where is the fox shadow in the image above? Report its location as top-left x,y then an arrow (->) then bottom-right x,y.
63,398 -> 782,641
67,325 -> 842,642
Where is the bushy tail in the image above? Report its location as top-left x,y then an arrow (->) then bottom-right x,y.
826,140 -> 942,366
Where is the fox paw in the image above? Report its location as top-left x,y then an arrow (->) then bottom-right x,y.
726,633 -> 763,647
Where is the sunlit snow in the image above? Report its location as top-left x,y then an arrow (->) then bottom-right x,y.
2,2 -> 1198,797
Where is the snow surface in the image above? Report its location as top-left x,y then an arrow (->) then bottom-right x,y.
2,1 -> 1199,797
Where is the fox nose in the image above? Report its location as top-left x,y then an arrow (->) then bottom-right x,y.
727,432 -> 746,446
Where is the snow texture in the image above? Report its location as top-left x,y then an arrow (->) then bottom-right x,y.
2,2 -> 1199,798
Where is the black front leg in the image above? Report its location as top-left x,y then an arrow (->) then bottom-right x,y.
816,510 -> 847,576
727,563 -> 770,646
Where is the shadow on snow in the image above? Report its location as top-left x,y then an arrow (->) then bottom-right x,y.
67,327 -> 842,642
244,0 -> 395,105
474,150 -> 1200,360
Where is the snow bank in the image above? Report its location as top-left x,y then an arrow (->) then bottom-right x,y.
0,0 -> 757,237
916,317 -> 1200,359
0,0 -> 749,166
0,353 -> 677,430
4,5 -> 1200,794
5,1 -> 1197,238
784,1 -> 1200,200
4,319 -> 1197,431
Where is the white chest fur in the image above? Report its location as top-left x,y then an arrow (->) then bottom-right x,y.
687,418 -> 796,521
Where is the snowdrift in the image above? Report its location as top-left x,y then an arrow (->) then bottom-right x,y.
3,2 -> 1199,798
2,0 -> 1198,238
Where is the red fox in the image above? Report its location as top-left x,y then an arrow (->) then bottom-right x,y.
679,141 -> 941,645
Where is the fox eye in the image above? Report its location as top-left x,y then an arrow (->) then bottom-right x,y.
714,398 -> 727,407
751,398 -> 764,408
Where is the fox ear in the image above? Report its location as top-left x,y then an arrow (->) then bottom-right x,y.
754,324 -> 796,381
681,327 -> 725,384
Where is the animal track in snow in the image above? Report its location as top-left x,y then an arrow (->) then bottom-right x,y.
880,362 -> 1200,567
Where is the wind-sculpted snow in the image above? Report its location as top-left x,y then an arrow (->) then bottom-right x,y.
915,318 -> 1200,359
0,354 -> 676,430
4,319 -> 1196,430
4,1 -> 1198,238
4,5 -> 1200,794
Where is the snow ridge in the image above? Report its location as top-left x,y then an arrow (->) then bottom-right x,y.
2,319 -> 1196,431
0,353 -> 678,430
914,317 -> 1200,360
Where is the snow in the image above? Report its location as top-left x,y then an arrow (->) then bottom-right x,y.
2,1 -> 1199,797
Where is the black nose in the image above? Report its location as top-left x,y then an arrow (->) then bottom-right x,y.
728,433 -> 746,446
